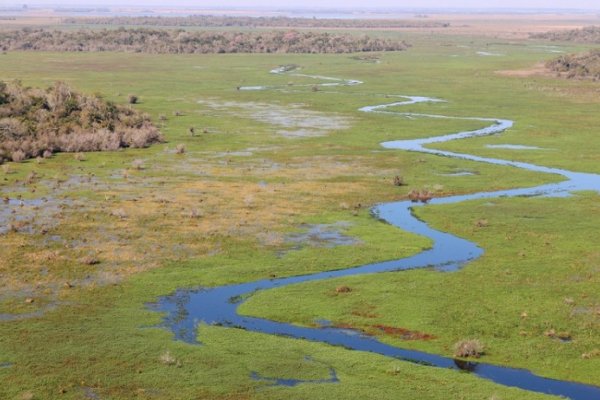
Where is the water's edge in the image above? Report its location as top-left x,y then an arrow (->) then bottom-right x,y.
150,69 -> 600,399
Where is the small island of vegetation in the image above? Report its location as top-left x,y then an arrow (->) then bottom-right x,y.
0,81 -> 162,164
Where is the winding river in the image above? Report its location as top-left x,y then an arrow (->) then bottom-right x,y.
150,68 -> 600,399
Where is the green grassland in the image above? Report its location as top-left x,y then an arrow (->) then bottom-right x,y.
0,32 -> 599,399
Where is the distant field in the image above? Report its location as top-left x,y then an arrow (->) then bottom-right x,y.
0,19 -> 599,400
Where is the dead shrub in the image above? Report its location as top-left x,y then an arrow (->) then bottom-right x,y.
187,208 -> 202,219
127,94 -> 138,104
175,144 -> 186,154
111,208 -> 128,219
581,349 -> 600,359
335,285 -> 352,293
393,175 -> 405,186
131,159 -> 145,170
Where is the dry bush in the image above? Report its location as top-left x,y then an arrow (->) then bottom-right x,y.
546,49 -> 600,80
453,339 -> 485,358
335,285 -> 352,293
131,159 -> 145,170
0,81 -> 163,163
0,28 -> 411,54
159,351 -> 181,367
111,208 -> 128,219
175,144 -> 186,154
393,175 -> 405,186
187,208 -> 202,219
62,15 -> 448,30
127,94 -> 138,104
11,149 -> 25,162
582,349 -> 600,359
80,255 -> 100,265
408,189 -> 433,203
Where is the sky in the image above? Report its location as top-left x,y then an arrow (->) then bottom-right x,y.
12,0 -> 600,10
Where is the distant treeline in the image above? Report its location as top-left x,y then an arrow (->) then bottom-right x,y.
62,15 -> 450,29
0,28 -> 410,54
546,50 -> 600,81
531,26 -> 600,43
0,81 -> 162,163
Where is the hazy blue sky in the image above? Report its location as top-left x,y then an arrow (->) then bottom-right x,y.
16,0 -> 600,9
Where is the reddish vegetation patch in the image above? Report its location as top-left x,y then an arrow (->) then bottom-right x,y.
333,322 -> 435,341
370,324 -> 436,340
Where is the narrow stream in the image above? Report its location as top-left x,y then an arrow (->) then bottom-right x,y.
150,69 -> 600,399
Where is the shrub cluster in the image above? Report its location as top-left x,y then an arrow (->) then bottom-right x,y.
62,15 -> 450,29
0,28 -> 410,54
546,50 -> 600,80
531,26 -> 600,43
0,81 -> 163,163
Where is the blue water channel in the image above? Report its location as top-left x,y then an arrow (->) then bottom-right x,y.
149,70 -> 600,399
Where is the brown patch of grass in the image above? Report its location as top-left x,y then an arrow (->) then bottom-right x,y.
581,349 -> 600,359
495,62 -> 551,78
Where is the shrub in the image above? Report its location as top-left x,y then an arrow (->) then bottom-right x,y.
111,208 -> 128,219
175,144 -> 186,154
159,350 -> 181,367
335,285 -> 352,293
453,339 -> 485,358
0,28 -> 411,55
131,159 -> 144,170
127,94 -> 138,104
187,208 -> 201,219
0,81 -> 163,162
80,255 -> 100,265
11,149 -> 25,162
393,175 -> 405,186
